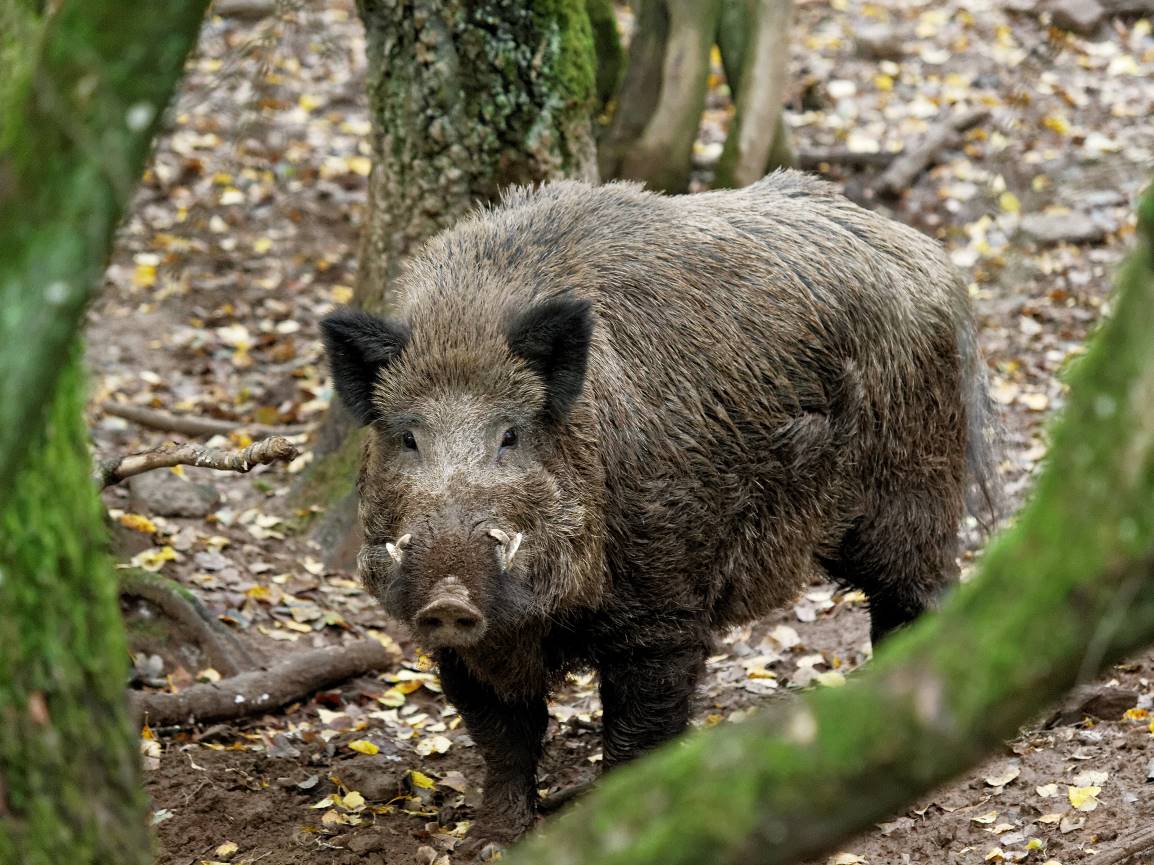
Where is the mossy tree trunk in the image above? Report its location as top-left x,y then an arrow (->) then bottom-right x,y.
306,0 -> 600,566
598,0 -> 723,192
586,0 -> 624,113
0,1 -> 207,861
715,0 -> 796,186
507,185 -> 1154,864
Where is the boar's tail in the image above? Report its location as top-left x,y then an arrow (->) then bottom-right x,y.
957,316 -> 1003,533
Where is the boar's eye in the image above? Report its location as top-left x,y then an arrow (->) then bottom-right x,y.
401,431 -> 418,451
500,428 -> 518,449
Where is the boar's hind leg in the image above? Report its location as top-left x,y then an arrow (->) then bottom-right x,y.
599,641 -> 708,767
437,652 -> 547,845
820,498 -> 961,648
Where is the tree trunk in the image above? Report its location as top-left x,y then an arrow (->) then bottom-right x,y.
715,0 -> 796,187
587,0 -> 625,113
303,0 -> 600,567
600,0 -> 723,192
0,1 -> 206,860
0,0 -> 209,492
506,186 -> 1154,864
0,356 -> 153,865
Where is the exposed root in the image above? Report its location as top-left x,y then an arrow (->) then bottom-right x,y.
102,401 -> 308,439
131,639 -> 400,727
119,569 -> 258,677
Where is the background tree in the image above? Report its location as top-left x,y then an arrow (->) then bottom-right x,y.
506,185 -> 1154,865
0,1 -> 207,862
598,0 -> 795,192
302,0 -> 600,565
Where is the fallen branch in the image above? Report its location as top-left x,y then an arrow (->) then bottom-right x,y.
130,639 -> 399,727
119,569 -> 258,677
102,401 -> 308,439
874,107 -> 991,197
797,147 -> 896,172
95,436 -> 299,488
1089,824 -> 1154,865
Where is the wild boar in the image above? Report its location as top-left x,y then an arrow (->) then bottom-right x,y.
320,171 -> 998,851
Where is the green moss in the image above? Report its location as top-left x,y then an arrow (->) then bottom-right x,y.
0,353 -> 151,864
292,427 -> 364,512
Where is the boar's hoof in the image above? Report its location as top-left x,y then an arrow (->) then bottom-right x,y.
414,585 -> 486,648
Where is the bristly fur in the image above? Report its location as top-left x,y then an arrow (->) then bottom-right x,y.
322,170 -> 1000,851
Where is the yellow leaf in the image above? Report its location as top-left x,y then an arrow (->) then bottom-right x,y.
347,740 -> 379,756
874,73 -> 894,92
1026,838 -> 1044,851
331,285 -> 354,304
828,855 -> 866,865
130,545 -> 179,572
815,671 -> 846,688
299,93 -> 323,111
408,770 -> 436,790
134,263 -> 158,288
378,687 -> 407,708
1123,707 -> 1148,721
1067,785 -> 1101,811
252,237 -> 273,254
310,796 -> 334,809
170,465 -> 187,478
999,191 -> 1020,214
214,841 -> 239,858
347,156 -> 372,176
342,790 -> 365,811
118,513 -> 158,534
1042,115 -> 1071,135
972,811 -> 998,824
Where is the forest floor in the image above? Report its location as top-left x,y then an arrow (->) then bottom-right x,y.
89,1 -> 1154,863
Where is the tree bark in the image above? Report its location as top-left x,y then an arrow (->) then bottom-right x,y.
0,2 -> 206,860
715,0 -> 796,187
587,0 -> 624,113
0,0 -> 209,493
303,0 -> 600,567
0,358 -> 154,865
600,0 -> 723,192
505,186 -> 1154,865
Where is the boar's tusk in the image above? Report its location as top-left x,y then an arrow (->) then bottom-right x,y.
386,542 -> 403,565
488,529 -> 523,569
396,533 -> 412,549
505,532 -> 523,567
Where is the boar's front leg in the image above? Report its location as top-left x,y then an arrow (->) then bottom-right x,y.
598,641 -> 708,767
437,651 -> 548,851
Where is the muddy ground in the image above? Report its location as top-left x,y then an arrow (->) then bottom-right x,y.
89,1 -> 1154,863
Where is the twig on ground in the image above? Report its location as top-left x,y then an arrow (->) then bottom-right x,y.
95,436 -> 300,488
102,401 -> 308,439
119,570 -> 258,677
1089,825 -> 1154,865
539,782 -> 593,814
130,639 -> 399,727
797,148 -> 896,171
874,107 -> 991,197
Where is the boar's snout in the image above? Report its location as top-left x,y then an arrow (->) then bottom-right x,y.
413,579 -> 486,648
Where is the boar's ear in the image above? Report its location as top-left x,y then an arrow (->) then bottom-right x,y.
320,310 -> 409,425
506,296 -> 594,421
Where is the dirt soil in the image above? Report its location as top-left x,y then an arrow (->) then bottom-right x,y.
89,1 -> 1154,863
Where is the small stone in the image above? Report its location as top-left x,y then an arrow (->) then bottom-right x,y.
1047,0 -> 1106,32
347,832 -> 390,854
128,470 -> 221,518
1020,211 -> 1108,246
